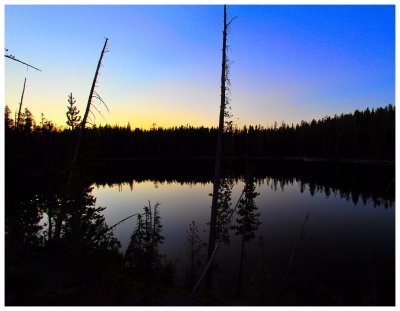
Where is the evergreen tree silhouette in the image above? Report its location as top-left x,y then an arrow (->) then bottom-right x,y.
232,170 -> 261,295
66,93 -> 81,130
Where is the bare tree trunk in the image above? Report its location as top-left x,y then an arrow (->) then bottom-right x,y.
16,78 -> 26,128
69,37 -> 109,179
205,5 -> 228,290
53,38 -> 109,241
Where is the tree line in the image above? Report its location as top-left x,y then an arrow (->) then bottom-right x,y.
5,103 -> 395,164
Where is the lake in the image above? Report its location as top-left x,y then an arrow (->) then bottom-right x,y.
5,158 -> 394,305
89,159 -> 395,305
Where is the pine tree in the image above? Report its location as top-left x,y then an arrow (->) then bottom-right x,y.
234,175 -> 261,241
66,93 -> 81,130
22,108 -> 34,133
215,177 -> 234,245
232,172 -> 261,294
125,201 -> 164,274
4,105 -> 14,130
185,221 -> 205,288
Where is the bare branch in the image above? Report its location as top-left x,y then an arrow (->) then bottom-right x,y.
90,103 -> 107,122
88,111 -> 96,124
93,91 -> 110,112
89,109 -> 96,118
5,54 -> 42,71
226,16 -> 237,27
92,213 -> 138,243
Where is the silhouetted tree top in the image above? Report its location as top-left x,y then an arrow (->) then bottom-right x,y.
66,93 -> 81,130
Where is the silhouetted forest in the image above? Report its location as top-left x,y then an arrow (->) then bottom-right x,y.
5,105 -> 395,168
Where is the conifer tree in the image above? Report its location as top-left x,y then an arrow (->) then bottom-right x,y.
66,93 -> 81,130
232,172 -> 261,294
4,105 -> 13,130
125,201 -> 164,274
185,221 -> 205,288
22,108 -> 34,133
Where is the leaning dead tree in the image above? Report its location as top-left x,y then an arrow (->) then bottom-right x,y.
205,5 -> 237,289
16,78 -> 26,127
53,38 -> 110,241
68,37 -> 110,184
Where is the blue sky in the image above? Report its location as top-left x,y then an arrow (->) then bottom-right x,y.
4,5 -> 395,128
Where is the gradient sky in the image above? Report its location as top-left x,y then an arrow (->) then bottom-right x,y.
5,5 -> 395,129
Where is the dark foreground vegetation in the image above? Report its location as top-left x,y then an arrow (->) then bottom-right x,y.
6,183 -> 183,306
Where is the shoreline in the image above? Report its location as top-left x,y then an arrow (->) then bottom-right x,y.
85,156 -> 395,166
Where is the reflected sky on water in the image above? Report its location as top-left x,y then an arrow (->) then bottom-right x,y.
92,177 -> 394,299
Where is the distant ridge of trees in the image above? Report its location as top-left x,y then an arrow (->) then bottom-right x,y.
5,104 -> 395,163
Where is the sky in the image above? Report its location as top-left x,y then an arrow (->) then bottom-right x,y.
4,4 -> 395,129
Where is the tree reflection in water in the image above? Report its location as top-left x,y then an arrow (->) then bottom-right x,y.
5,160 -> 395,305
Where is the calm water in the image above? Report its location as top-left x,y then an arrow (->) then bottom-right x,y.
7,159 -> 393,304
92,167 -> 395,304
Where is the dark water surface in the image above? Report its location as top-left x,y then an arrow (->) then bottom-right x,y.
6,159 -> 394,305
90,160 -> 394,305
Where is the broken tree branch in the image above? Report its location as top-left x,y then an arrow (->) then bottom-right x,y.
5,54 -> 42,71
92,212 -> 139,243
226,16 -> 238,27
90,103 -> 106,122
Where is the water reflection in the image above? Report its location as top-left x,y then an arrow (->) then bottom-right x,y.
184,221 -> 206,289
92,169 -> 394,305
232,171 -> 261,295
5,160 -> 395,305
90,159 -> 395,209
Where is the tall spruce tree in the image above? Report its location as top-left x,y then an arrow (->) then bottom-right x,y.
66,93 -> 81,130
232,172 -> 261,294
